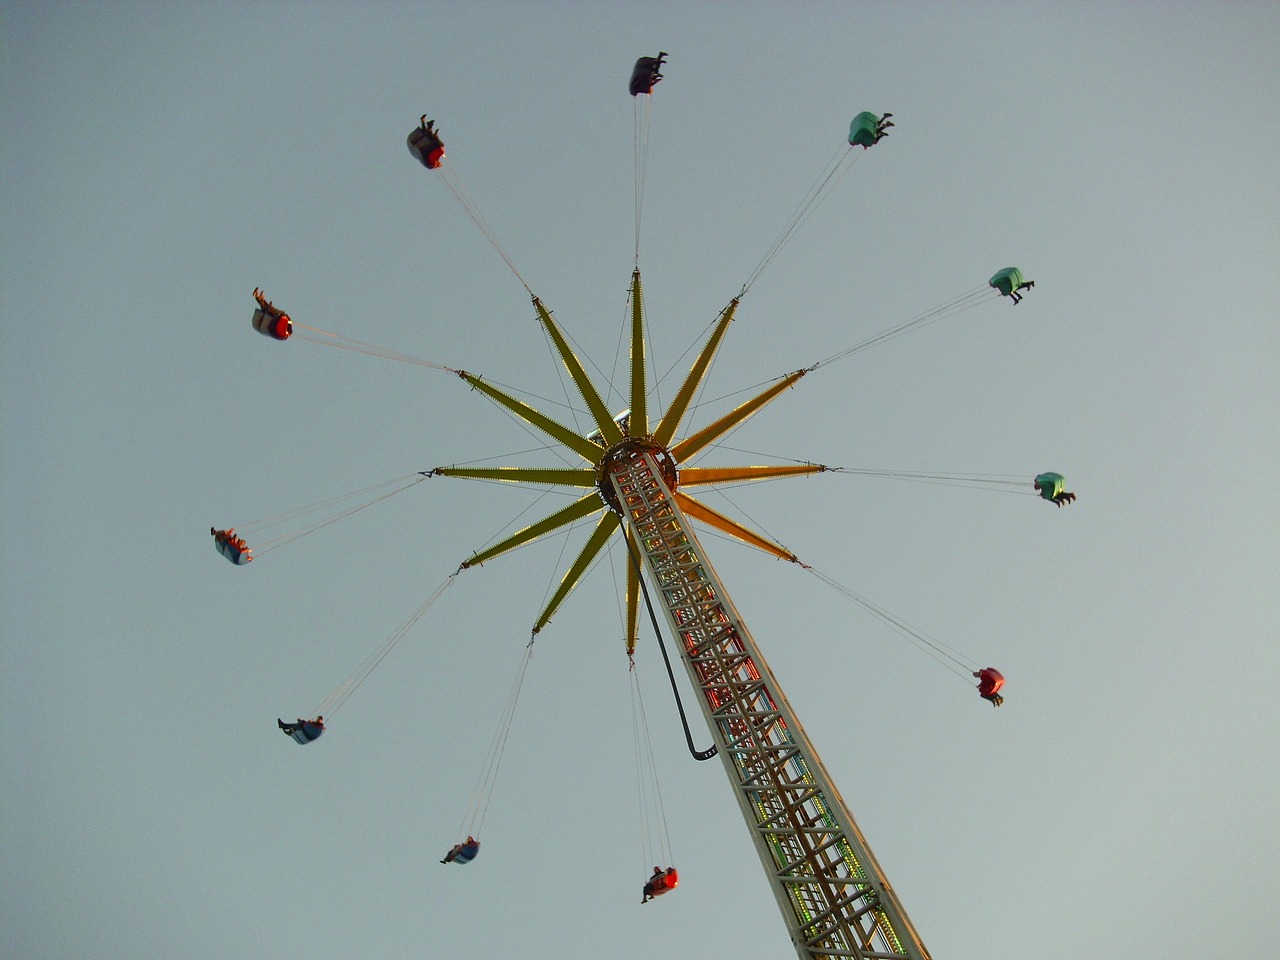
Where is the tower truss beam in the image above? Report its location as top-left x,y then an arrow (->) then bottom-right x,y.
606,448 -> 931,960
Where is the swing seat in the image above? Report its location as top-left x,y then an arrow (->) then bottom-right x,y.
252,307 -> 293,340
407,123 -> 445,169
848,111 -> 881,148
214,536 -> 252,565
453,839 -> 480,864
289,723 -> 324,745
644,867 -> 678,898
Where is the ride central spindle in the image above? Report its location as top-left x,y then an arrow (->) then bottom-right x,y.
606,448 -> 931,960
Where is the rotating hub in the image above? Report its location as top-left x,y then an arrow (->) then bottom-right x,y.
596,437 -> 677,515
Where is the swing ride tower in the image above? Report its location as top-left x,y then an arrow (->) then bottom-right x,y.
232,70 -> 1032,955
606,444 -> 929,960
433,270 -> 932,960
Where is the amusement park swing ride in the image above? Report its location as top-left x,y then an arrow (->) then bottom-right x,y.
215,52 -> 1066,960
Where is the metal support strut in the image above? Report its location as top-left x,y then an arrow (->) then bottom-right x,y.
607,447 -> 931,960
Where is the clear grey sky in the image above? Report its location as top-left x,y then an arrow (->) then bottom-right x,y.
3,3 -> 1278,959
